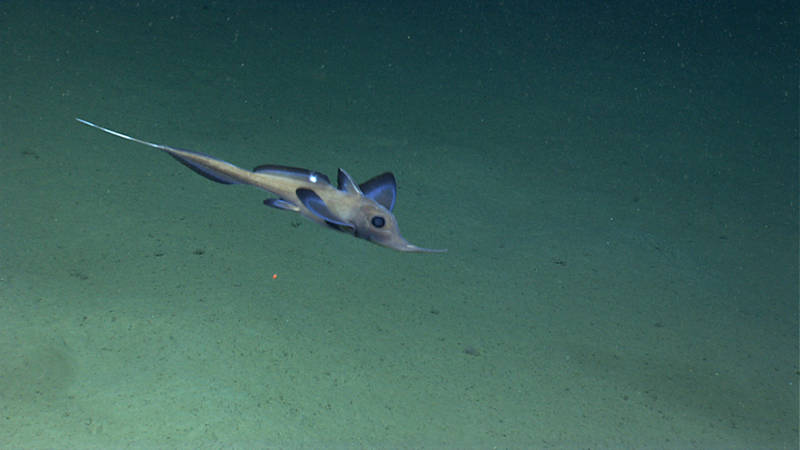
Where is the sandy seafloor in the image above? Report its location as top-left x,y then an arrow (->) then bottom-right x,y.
0,1 -> 797,448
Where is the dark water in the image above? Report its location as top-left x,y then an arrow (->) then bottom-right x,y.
1,1 -> 797,447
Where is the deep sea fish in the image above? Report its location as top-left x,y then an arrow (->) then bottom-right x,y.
76,118 -> 446,253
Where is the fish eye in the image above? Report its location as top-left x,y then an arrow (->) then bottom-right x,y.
371,216 -> 385,228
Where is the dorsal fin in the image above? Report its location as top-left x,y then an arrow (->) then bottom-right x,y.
337,168 -> 363,195
359,172 -> 396,211
254,165 -> 330,185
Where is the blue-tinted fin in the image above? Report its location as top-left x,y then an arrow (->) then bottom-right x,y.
296,188 -> 353,232
168,153 -> 241,185
337,168 -> 362,195
359,172 -> 396,211
74,119 -> 242,185
254,165 -> 330,185
263,198 -> 300,212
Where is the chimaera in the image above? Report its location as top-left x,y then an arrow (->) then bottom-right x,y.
76,118 -> 446,253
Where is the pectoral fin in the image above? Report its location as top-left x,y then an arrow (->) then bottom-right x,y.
296,188 -> 354,232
